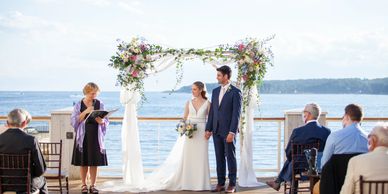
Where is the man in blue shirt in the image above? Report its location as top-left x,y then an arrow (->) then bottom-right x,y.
320,104 -> 368,169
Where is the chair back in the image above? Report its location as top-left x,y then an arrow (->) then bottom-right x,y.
0,151 -> 31,194
39,140 -> 62,177
320,153 -> 362,194
360,175 -> 388,194
291,141 -> 320,177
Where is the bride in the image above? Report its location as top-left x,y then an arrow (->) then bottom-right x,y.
143,81 -> 212,191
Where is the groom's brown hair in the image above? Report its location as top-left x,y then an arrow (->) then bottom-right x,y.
216,65 -> 231,79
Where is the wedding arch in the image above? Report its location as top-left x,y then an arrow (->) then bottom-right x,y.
109,36 -> 274,187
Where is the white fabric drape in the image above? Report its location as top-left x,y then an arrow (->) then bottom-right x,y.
238,86 -> 264,187
120,86 -> 144,187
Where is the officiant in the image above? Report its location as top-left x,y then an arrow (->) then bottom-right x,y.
70,82 -> 109,194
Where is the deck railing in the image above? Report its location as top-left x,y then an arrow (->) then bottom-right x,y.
1,116 -> 387,178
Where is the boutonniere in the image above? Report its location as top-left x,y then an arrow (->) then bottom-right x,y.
226,85 -> 232,92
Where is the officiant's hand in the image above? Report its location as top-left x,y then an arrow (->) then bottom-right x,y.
84,106 -> 94,114
95,117 -> 104,125
226,133 -> 235,143
205,131 -> 212,140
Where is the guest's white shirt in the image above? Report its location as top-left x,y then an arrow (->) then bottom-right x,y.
0,125 -> 6,134
340,146 -> 388,194
306,120 -> 318,125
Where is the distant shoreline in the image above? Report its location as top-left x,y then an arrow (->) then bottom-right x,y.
1,77 -> 387,95
170,77 -> 388,95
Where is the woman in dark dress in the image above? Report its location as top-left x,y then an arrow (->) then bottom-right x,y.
71,82 -> 109,194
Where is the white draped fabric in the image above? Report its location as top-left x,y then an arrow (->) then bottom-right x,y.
118,57 -> 261,190
238,86 -> 264,187
120,86 -> 144,187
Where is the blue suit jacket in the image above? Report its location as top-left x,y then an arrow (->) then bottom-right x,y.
205,84 -> 242,137
285,121 -> 331,161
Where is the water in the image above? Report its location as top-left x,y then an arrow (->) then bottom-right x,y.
1,91 -> 388,177
1,92 -> 387,117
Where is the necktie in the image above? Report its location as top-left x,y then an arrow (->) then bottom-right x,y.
219,87 -> 226,105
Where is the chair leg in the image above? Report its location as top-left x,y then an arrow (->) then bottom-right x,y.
291,179 -> 298,194
284,181 -> 290,194
59,177 -> 63,194
66,177 -> 69,194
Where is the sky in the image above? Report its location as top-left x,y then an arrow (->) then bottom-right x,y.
0,0 -> 387,91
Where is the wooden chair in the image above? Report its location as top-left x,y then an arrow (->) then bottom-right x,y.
360,175 -> 388,194
0,151 -> 36,194
39,140 -> 69,194
284,141 -> 320,194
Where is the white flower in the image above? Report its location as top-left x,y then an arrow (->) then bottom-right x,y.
132,48 -> 141,54
138,71 -> 145,78
244,56 -> 254,64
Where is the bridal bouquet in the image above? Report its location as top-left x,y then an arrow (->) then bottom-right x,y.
176,120 -> 198,138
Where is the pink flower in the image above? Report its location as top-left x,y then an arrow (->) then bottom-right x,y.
238,44 -> 245,51
243,75 -> 248,81
131,70 -> 139,77
130,55 -> 137,62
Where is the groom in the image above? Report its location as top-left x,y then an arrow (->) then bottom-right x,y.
206,65 -> 242,193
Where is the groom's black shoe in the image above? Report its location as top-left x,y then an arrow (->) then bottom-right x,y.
211,185 -> 225,192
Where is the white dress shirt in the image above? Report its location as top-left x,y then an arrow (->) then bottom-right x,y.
219,82 -> 231,105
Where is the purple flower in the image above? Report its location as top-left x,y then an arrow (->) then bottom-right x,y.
140,44 -> 146,52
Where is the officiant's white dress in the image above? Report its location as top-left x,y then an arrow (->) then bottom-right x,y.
143,100 -> 211,191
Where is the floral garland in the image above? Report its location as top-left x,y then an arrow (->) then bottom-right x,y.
233,37 -> 274,134
109,36 -> 274,134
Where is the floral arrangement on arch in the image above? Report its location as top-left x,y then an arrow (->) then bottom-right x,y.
233,37 -> 274,129
109,37 -> 163,101
109,36 -> 274,135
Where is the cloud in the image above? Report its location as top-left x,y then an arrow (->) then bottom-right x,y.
0,11 -> 67,34
117,0 -> 144,15
80,0 -> 111,7
266,29 -> 388,80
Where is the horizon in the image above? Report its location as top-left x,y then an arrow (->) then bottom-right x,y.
0,76 -> 386,92
1,0 -> 388,91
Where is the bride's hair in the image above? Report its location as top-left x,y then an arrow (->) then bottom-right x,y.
193,81 -> 208,100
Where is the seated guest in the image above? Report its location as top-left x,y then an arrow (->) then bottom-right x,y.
340,122 -> 388,194
0,108 -> 47,194
320,104 -> 368,169
314,104 -> 369,194
266,103 -> 331,191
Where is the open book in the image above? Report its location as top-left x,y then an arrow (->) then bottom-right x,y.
85,108 -> 119,121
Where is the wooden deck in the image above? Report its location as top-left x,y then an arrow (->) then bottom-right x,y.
66,177 -> 288,194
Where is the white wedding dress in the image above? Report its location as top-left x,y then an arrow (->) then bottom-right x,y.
101,99 -> 211,192
143,100 -> 212,191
